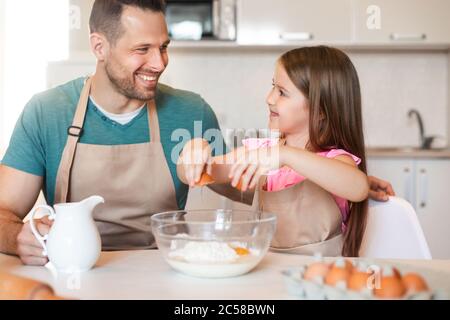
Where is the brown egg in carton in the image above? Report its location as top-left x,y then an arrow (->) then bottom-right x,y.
282,256 -> 447,300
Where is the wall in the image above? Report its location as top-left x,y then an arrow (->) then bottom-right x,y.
47,48 -> 449,149
448,51 -> 450,145
62,0 -> 449,148
0,1 -> 5,151
162,48 -> 449,149
70,0 -> 94,56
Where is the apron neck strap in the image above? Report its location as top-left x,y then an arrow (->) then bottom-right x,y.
147,100 -> 160,143
72,77 -> 91,130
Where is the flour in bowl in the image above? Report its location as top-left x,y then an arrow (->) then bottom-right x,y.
167,240 -> 262,278
169,241 -> 240,263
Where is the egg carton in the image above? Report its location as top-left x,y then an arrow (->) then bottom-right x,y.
282,266 -> 448,300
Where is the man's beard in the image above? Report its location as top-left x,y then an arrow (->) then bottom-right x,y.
105,60 -> 157,101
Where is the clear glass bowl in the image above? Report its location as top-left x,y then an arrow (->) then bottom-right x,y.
151,209 -> 277,278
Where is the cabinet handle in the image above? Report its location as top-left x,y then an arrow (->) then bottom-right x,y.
280,32 -> 314,41
403,167 -> 413,204
418,168 -> 428,209
390,33 -> 427,41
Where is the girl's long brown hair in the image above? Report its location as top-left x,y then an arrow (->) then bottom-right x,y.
279,46 -> 368,257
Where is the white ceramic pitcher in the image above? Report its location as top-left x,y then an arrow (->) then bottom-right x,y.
30,195 -> 104,273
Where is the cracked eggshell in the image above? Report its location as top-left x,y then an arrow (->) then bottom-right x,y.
196,173 -> 215,186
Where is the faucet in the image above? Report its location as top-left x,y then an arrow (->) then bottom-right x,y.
407,109 -> 437,149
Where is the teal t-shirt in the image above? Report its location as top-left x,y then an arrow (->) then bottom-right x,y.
1,77 -> 227,209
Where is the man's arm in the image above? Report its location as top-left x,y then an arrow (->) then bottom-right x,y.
0,165 -> 43,257
209,176 -> 395,205
368,176 -> 396,202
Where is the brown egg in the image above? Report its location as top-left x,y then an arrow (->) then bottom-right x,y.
343,259 -> 355,273
402,273 -> 429,293
392,267 -> 402,279
347,270 -> 372,291
373,266 -> 407,298
304,262 -> 330,281
374,276 -> 407,298
325,259 -> 352,286
195,173 -> 215,186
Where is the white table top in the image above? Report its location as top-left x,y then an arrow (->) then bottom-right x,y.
1,251 -> 450,300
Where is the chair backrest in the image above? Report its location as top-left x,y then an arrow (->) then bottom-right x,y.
359,196 -> 432,259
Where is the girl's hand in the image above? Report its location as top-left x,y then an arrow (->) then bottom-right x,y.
228,146 -> 283,192
178,138 -> 212,187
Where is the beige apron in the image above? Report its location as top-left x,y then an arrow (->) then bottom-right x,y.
253,178 -> 344,256
54,78 -> 179,251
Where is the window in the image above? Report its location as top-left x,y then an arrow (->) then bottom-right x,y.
0,0 -> 69,149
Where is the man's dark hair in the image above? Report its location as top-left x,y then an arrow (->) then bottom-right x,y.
89,0 -> 166,44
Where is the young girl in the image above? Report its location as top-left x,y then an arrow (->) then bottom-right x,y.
178,46 -> 369,257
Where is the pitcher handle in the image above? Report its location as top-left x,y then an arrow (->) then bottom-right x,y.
29,205 -> 56,257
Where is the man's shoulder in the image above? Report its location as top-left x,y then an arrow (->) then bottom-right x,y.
29,77 -> 84,113
157,83 -> 207,109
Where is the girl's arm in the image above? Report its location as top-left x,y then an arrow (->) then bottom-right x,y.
229,145 -> 369,202
280,146 -> 369,202
208,147 -> 246,184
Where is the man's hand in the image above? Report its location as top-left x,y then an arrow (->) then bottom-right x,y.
16,216 -> 53,266
368,176 -> 396,202
177,138 -> 212,187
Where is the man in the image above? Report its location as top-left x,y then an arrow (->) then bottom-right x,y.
0,0 -> 394,266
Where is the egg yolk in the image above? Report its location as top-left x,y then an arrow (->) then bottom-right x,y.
234,247 -> 250,256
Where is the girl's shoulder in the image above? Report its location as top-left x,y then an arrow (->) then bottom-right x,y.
241,138 -> 279,150
318,148 -> 362,165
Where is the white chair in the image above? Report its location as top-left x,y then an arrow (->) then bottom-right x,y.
360,196 -> 432,259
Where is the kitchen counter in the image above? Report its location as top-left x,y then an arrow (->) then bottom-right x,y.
367,148 -> 450,159
1,250 -> 450,300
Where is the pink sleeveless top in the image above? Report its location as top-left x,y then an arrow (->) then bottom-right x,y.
242,138 -> 362,229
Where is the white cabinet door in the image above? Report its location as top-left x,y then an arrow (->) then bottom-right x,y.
367,158 -> 415,205
237,0 -> 352,44
353,0 -> 450,43
415,160 -> 450,259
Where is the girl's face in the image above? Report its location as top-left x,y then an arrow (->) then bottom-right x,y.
266,62 -> 310,137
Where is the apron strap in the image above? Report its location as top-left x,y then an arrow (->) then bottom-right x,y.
54,77 -> 92,203
147,100 -> 160,143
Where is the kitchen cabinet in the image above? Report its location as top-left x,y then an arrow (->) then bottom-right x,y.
368,157 -> 450,259
367,158 -> 416,204
414,160 -> 450,259
237,0 -> 450,46
237,0 -> 353,44
353,0 -> 450,44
